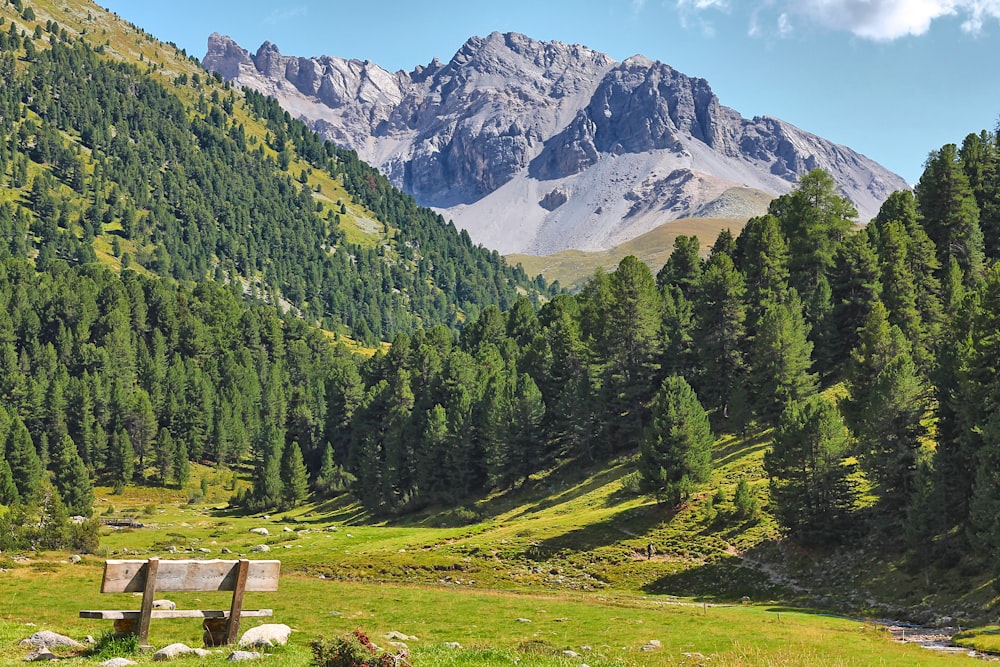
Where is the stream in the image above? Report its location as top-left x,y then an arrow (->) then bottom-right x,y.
883,622 -> 997,660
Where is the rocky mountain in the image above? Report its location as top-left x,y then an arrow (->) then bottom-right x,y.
204,32 -> 908,255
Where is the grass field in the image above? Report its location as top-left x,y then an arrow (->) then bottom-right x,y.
0,445 -> 988,666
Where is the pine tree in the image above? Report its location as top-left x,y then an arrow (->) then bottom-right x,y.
173,438 -> 190,488
843,302 -> 927,512
5,415 -> 42,503
154,427 -> 176,486
638,375 -> 713,505
746,293 -> 817,426
600,256 -> 662,448
656,235 -> 702,297
0,453 -> 18,505
281,441 -> 310,508
110,428 -> 135,487
50,434 -> 94,517
769,169 -> 856,308
765,395 -> 857,545
693,252 -> 747,422
916,143 -> 985,286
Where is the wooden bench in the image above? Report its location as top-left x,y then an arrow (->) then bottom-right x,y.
79,557 -> 280,647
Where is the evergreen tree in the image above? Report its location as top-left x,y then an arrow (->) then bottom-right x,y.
765,395 -> 857,545
173,438 -> 190,488
825,232 -> 882,374
736,214 -> 791,323
0,453 -> 18,505
154,427 -> 176,486
693,252 -> 747,423
600,256 -> 662,449
657,235 -> 703,297
769,169 -> 856,310
50,434 -> 94,516
843,303 -> 927,512
638,375 -> 713,505
916,143 -> 985,286
281,441 -> 310,508
110,428 -> 134,487
5,415 -> 42,503
746,293 -> 817,426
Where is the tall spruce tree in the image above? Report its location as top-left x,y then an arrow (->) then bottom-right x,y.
916,143 -> 985,286
746,293 -> 817,426
281,441 -> 310,508
765,395 -> 857,545
638,375 -> 713,505
843,302 -> 927,513
50,433 -> 94,516
693,252 -> 747,423
5,415 -> 42,503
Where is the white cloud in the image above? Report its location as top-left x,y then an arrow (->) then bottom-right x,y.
682,0 -> 1000,40
263,6 -> 308,25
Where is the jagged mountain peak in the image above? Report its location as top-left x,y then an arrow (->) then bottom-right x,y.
204,33 -> 908,255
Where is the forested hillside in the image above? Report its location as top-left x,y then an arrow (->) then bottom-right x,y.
4,0 -> 1000,605
0,0 -> 551,346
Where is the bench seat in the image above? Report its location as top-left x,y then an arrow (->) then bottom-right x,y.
79,609 -> 272,620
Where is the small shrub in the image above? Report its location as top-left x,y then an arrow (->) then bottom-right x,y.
311,628 -> 410,667
90,630 -> 140,660
733,478 -> 760,519
619,471 -> 643,495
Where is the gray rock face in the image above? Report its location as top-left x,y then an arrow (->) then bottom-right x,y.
205,31 -> 908,255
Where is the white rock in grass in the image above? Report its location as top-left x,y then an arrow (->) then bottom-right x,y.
443,642 -> 462,649
249,527 -> 269,536
249,544 -> 270,553
153,643 -> 196,661
19,631 -> 84,649
153,600 -> 176,610
99,659 -> 138,667
24,649 -> 58,661
227,650 -> 261,661
239,624 -> 291,648
515,618 -> 531,623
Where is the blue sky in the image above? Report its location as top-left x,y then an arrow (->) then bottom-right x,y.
99,0 -> 1000,185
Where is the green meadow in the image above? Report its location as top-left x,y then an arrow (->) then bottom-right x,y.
0,454 -> 985,666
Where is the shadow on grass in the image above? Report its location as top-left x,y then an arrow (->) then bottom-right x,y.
641,549 -> 793,602
713,430 -> 772,467
526,503 -> 677,558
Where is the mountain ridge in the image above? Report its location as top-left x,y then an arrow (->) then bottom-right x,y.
204,31 -> 909,255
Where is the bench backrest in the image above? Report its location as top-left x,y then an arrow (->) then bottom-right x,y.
100,559 -> 280,593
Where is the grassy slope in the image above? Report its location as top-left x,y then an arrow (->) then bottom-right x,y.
507,217 -> 748,289
0,438 -> 985,665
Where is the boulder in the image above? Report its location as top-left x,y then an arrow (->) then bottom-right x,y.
249,544 -> 270,553
68,555 -> 82,564
24,649 -> 58,661
385,631 -> 417,641
152,643 -> 208,661
227,651 -> 261,661
249,527 -> 269,536
443,642 -> 462,649
239,624 -> 291,648
19,631 -> 84,650
99,659 -> 138,667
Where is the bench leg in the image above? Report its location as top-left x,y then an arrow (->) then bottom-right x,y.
113,619 -> 137,638
203,618 -> 228,647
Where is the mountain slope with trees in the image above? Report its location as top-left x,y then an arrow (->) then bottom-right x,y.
3,0 -> 1000,624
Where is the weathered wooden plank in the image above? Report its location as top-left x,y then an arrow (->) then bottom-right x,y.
100,559 -> 280,593
79,609 -> 273,620
224,559 -> 250,645
137,557 -> 159,647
